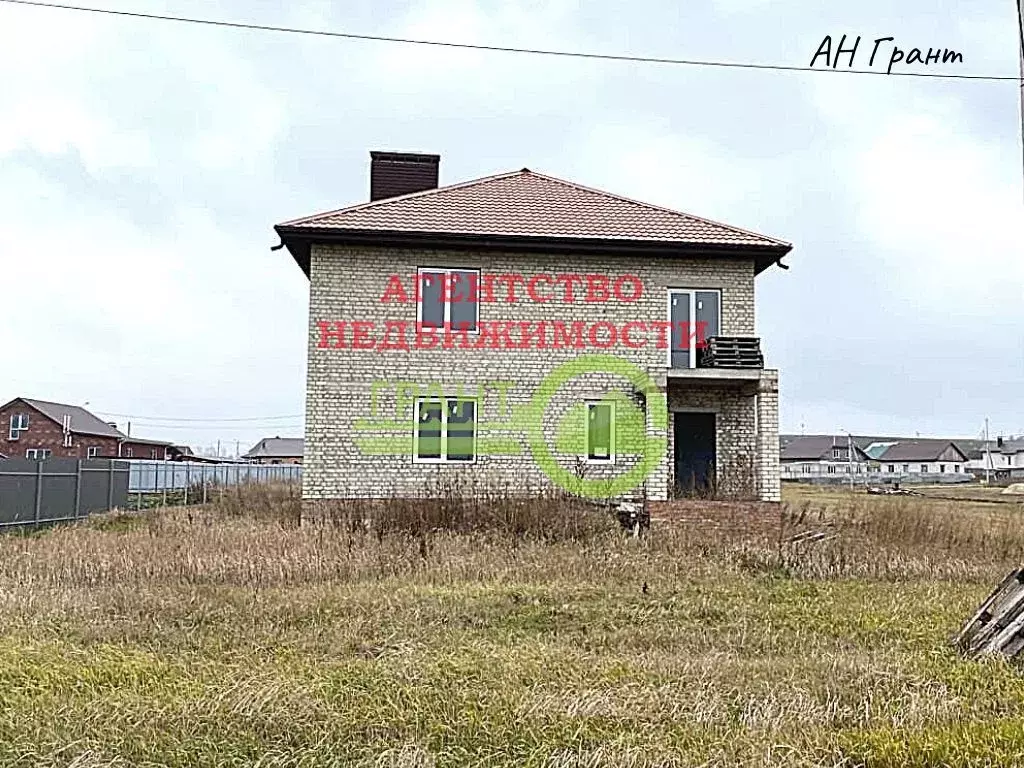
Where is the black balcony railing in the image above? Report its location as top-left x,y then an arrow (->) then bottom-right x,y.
697,336 -> 764,369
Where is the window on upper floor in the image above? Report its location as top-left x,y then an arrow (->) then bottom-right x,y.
417,268 -> 479,333
8,413 -> 29,440
667,289 -> 720,369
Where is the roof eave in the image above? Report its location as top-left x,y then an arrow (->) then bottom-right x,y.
274,225 -> 793,279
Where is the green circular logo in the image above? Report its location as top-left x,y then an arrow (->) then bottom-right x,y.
525,354 -> 667,499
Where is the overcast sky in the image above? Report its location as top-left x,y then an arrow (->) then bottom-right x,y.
1,0 -> 1021,454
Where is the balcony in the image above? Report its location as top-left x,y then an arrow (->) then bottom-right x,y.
660,336 -> 765,384
697,336 -> 764,370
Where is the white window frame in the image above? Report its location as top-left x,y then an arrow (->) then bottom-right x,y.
25,449 -> 51,460
87,446 -> 100,458
585,400 -> 616,465
9,413 -> 29,440
664,288 -> 722,369
416,267 -> 481,333
412,396 -> 478,464
920,464 -> 928,473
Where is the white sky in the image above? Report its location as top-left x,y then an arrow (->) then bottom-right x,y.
1,0 -> 1021,453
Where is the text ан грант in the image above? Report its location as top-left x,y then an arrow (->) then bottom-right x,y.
810,34 -> 963,75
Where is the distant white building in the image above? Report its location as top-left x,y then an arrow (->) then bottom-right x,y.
781,435 -> 970,483
864,439 -> 968,477
964,438 -> 1024,479
779,435 -> 870,478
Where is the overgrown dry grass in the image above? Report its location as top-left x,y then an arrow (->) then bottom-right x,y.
2,484 -> 1024,766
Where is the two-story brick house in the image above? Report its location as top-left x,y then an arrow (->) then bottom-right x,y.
275,152 -> 792,508
0,398 -> 173,460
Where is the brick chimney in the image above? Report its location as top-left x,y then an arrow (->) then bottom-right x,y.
370,151 -> 440,201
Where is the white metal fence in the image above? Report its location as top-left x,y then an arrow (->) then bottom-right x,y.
128,460 -> 302,492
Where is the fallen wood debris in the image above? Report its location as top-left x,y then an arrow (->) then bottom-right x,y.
786,529 -> 836,545
954,567 -> 1024,660
866,486 -> 917,496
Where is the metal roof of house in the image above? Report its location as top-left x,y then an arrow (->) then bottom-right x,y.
123,437 -> 173,447
18,398 -> 127,439
243,437 -> 304,459
779,436 -> 870,462
276,169 -> 792,276
863,442 -> 899,460
871,439 -> 967,462
279,169 -> 791,247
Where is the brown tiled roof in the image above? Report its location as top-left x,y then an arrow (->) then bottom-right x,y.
278,170 -> 790,249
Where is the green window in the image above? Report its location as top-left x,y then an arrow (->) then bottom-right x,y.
415,398 -> 476,462
587,402 -> 614,463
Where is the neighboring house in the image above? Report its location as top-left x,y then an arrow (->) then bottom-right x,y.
965,437 -> 1024,479
779,435 -> 871,478
275,150 -> 793,505
781,434 -> 970,482
243,437 -> 304,465
0,398 -> 173,460
865,439 -> 968,476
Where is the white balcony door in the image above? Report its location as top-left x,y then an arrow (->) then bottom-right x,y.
667,289 -> 721,369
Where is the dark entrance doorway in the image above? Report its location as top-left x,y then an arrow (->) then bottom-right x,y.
673,412 -> 716,496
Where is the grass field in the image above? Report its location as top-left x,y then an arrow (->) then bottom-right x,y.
3,485 -> 1024,767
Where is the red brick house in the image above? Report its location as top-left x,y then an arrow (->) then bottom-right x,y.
0,398 -> 173,460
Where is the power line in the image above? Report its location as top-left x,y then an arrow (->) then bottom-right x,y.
93,410 -> 302,422
1,0 -> 1018,83
126,423 -> 303,431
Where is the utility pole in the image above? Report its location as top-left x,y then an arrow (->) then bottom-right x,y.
847,432 -> 855,490
985,417 -> 993,484
1018,0 -> 1024,204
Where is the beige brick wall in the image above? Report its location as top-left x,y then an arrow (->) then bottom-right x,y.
303,244 -> 778,502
